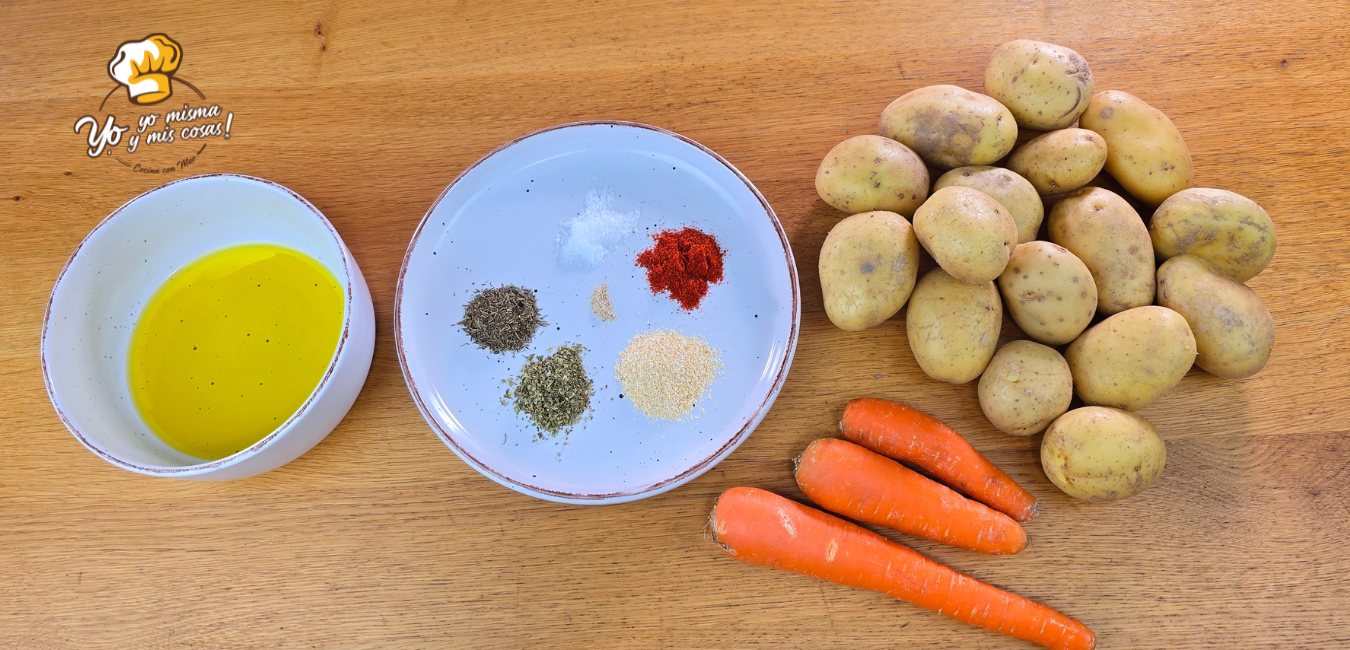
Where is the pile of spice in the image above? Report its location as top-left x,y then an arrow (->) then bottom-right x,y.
589,283 -> 617,322
636,226 -> 725,310
615,329 -> 722,421
511,344 -> 594,435
458,285 -> 545,354
556,189 -> 639,271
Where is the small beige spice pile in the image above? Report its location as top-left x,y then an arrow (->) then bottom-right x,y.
590,283 -> 616,322
615,329 -> 722,421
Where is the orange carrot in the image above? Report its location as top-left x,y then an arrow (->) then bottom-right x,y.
710,487 -> 1094,650
795,438 -> 1028,555
841,397 -> 1039,522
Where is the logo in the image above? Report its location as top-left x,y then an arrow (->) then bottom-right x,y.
73,34 -> 236,175
108,34 -> 188,105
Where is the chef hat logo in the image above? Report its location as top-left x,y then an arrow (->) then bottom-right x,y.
107,34 -> 183,105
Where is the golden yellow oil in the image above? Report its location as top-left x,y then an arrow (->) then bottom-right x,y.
128,244 -> 345,460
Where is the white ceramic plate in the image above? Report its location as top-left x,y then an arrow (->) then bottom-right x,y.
395,122 -> 799,504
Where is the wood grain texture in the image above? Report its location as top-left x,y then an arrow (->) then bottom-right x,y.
2,1 -> 1348,648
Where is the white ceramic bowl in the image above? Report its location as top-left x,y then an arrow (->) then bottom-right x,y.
41,174 -> 375,480
396,121 -> 799,504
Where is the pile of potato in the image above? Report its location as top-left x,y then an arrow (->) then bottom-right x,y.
816,39 -> 1276,503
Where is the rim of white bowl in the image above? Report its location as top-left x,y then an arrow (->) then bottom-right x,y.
40,173 -> 357,476
393,120 -> 801,501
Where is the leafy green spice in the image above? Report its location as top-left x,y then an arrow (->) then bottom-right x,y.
511,344 -> 593,435
458,285 -> 545,354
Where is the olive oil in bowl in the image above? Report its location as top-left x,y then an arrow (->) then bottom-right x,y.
128,244 -> 345,460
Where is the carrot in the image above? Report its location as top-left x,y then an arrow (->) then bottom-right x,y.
795,438 -> 1028,555
840,397 -> 1039,522
709,488 -> 1094,650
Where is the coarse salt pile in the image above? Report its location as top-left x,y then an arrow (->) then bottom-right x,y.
615,329 -> 722,421
556,189 -> 639,271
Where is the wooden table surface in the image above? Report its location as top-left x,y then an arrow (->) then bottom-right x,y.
4,1 -> 1348,648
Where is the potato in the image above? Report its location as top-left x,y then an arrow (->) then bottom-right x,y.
1041,407 -> 1166,502
997,241 -> 1097,345
815,135 -> 930,217
879,85 -> 1017,169
912,186 -> 1017,284
933,166 -> 1043,244
1005,128 -> 1107,196
984,39 -> 1094,131
1156,255 -> 1275,379
1079,90 -> 1194,207
1048,187 -> 1154,314
819,211 -> 921,331
1065,306 -> 1197,411
1150,188 -> 1277,282
978,340 -> 1073,436
906,268 -> 1002,383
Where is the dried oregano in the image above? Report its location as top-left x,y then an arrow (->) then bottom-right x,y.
511,344 -> 593,435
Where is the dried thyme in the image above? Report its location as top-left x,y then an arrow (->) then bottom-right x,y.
458,285 -> 545,353
511,344 -> 594,435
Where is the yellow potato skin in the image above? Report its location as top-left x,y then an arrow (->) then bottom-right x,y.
815,135 -> 930,217
1080,90 -> 1194,207
906,268 -> 1002,384
978,340 -> 1073,436
1041,407 -> 1166,502
934,166 -> 1043,244
1049,187 -> 1155,315
819,211 -> 921,331
998,241 -> 1097,345
1065,306 -> 1197,411
1156,255 -> 1275,379
1150,188 -> 1277,282
985,39 -> 1094,131
912,186 -> 1018,284
1006,128 -> 1107,196
879,85 -> 1018,169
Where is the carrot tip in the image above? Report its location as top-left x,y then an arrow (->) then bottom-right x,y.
707,516 -> 735,555
707,493 -> 737,555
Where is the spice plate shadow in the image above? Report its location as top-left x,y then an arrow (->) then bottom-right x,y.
395,121 -> 799,504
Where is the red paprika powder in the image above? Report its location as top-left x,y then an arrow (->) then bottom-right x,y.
636,227 -> 725,310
